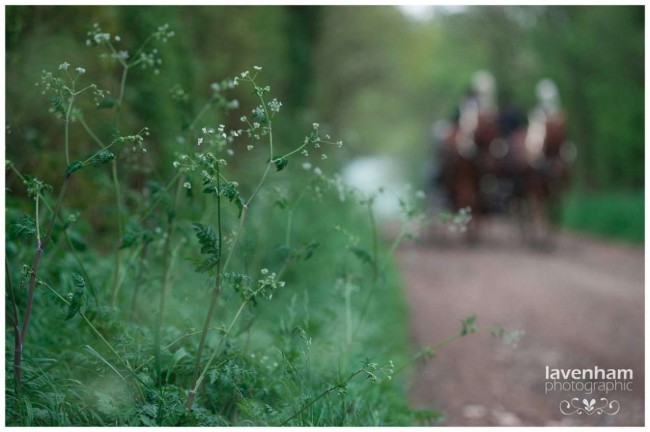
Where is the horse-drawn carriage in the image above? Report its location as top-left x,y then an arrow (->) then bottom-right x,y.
431,72 -> 577,243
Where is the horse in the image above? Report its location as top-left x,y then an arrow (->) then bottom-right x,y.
438,94 -> 501,242
508,98 -> 575,247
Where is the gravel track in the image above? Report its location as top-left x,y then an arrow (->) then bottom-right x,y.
397,219 -> 644,426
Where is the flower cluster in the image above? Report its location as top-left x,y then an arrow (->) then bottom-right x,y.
256,268 -> 285,301
113,127 -> 151,153
89,22 -> 174,74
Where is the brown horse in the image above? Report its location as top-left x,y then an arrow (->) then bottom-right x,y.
440,97 -> 501,241
509,106 -> 574,246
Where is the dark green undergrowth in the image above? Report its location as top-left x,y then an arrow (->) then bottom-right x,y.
5,166 -> 444,426
558,190 -> 644,245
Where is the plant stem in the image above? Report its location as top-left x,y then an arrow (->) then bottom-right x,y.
393,325 -> 503,376
279,369 -> 364,426
6,259 -> 21,398
64,94 -> 75,166
154,176 -> 184,383
17,178 -> 69,392
190,153 -> 225,401
353,206 -> 407,338
62,229 -> 98,304
21,179 -> 68,344
43,281 -> 147,401
186,206 -> 248,410
78,115 -> 106,149
109,65 -> 129,307
129,243 -> 148,322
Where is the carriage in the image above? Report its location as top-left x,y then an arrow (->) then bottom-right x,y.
432,74 -> 577,243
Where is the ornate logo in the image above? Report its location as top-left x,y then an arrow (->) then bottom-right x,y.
559,398 -> 620,416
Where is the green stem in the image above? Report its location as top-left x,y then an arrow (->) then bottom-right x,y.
42,281 -> 147,401
78,116 -> 106,149
394,326 -> 502,376
279,369 -> 364,426
154,176 -> 183,383
191,157 -> 225,386
129,243 -> 148,322
62,229 -> 98,304
186,206 -> 248,410
64,94 -> 75,165
109,65 -> 129,307
247,161 -> 272,205
353,208 -> 408,338
134,327 -> 220,372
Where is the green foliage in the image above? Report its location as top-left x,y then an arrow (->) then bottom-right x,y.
558,190 -> 644,244
460,314 -> 477,336
272,157 -> 288,172
192,222 -> 220,273
10,215 -> 37,240
64,273 -> 87,320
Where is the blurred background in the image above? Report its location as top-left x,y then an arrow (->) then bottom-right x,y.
5,5 -> 645,426
6,5 -> 644,243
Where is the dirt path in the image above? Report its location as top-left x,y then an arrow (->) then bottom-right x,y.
397,219 -> 644,426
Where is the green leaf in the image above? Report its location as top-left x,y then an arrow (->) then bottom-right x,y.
119,229 -> 139,250
272,157 -> 288,172
88,149 -> 115,167
96,97 -> 117,109
65,161 -> 84,177
218,182 -> 246,218
11,215 -> 36,239
65,273 -> 87,320
460,314 -> 477,336
349,245 -> 373,266
192,223 -> 220,272
49,95 -> 66,116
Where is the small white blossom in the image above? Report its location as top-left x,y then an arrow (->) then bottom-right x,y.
59,62 -> 70,70
247,145 -> 254,151
183,181 -> 191,189
76,67 -> 86,74
302,162 -> 312,170
314,167 -> 323,176
312,123 -> 319,129
261,268 -> 269,275
254,65 -> 262,71
252,106 -> 265,118
269,98 -> 282,113
197,137 -> 203,146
